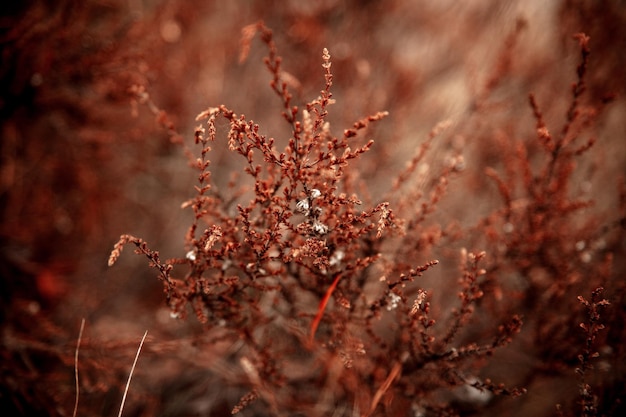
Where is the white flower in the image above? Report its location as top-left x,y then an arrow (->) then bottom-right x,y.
311,220 -> 329,236
329,250 -> 345,267
185,250 -> 197,261
309,188 -> 321,199
295,199 -> 310,215
221,259 -> 232,271
387,292 -> 402,311
454,376 -> 493,405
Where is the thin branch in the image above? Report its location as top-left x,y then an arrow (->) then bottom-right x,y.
118,330 -> 148,417
72,318 -> 85,417
369,361 -> 402,416
309,273 -> 342,346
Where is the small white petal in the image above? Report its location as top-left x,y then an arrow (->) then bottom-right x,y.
295,199 -> 310,214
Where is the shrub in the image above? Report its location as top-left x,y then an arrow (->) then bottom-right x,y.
3,2 -> 625,416
109,22 -> 574,416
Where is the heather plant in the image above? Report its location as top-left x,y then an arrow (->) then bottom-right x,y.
0,1 -> 234,413
109,22 -> 526,416
468,28 -> 624,406
459,26 -> 625,415
3,1 -> 625,417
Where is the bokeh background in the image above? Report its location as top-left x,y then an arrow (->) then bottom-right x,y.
1,1 -> 625,416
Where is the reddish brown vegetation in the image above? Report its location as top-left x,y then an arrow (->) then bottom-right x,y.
2,1 -> 625,416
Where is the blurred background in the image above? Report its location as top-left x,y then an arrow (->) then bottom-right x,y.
1,0 -> 625,415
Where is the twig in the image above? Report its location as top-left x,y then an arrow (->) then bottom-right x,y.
72,318 -> 85,417
118,330 -> 148,417
369,361 -> 402,416
309,273 -> 342,345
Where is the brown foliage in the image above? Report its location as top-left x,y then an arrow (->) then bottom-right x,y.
2,1 -> 625,417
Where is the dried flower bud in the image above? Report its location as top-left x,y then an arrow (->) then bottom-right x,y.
410,289 -> 428,315
322,47 -> 331,69
302,109 -> 313,136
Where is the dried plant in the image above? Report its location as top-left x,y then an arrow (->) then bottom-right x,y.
3,2 -> 625,417
109,22 -> 526,416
